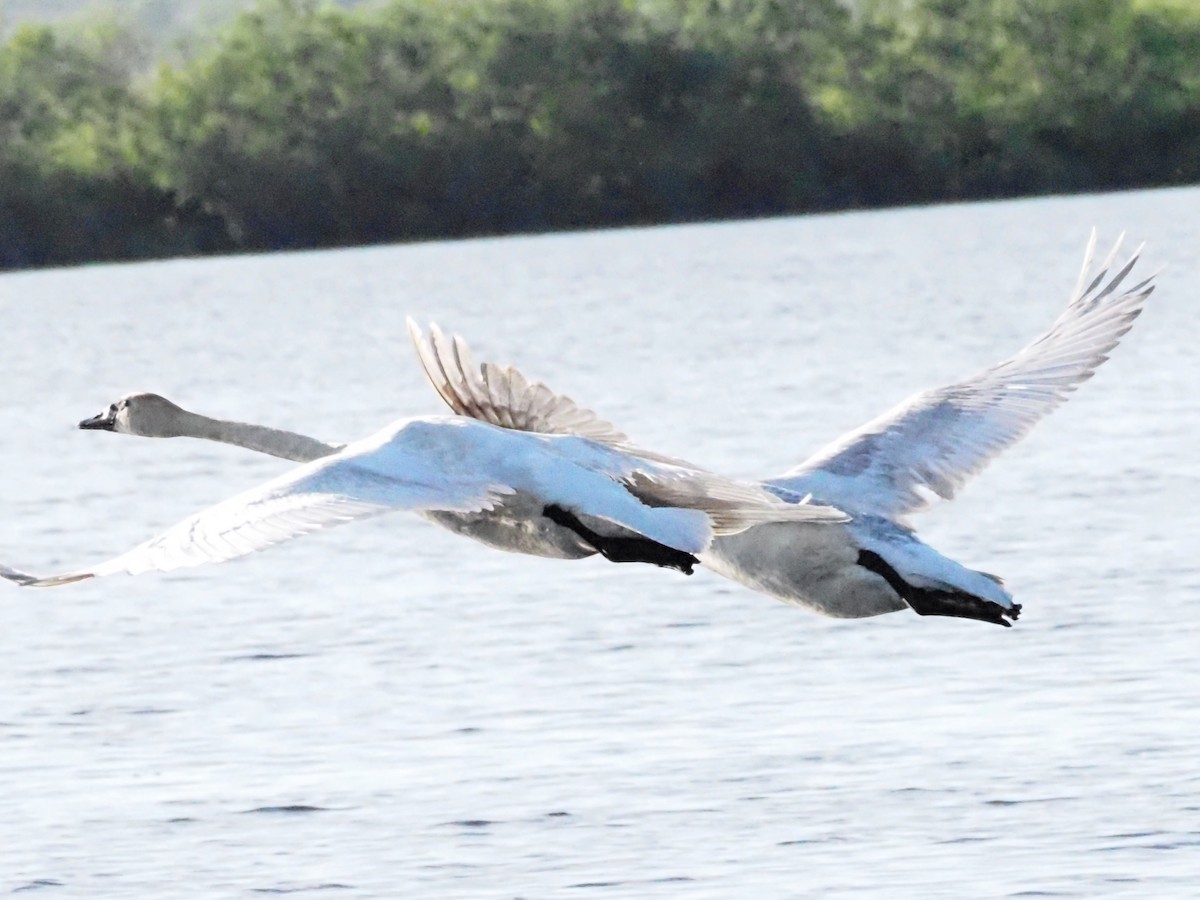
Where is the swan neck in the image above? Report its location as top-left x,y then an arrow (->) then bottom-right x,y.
179,410 -> 338,462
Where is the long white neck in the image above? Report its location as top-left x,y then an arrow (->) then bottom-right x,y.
172,409 -> 340,463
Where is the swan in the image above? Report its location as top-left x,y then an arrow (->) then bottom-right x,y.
0,414 -> 846,588
405,231 -> 1155,627
41,231 -> 1153,626
68,380 -> 739,565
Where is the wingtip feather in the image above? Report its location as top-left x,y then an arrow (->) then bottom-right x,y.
1,562 -> 95,588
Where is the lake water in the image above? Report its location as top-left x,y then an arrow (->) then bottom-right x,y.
2,187 -> 1198,898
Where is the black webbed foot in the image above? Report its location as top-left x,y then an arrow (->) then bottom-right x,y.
857,549 -> 1019,627
543,505 -> 698,575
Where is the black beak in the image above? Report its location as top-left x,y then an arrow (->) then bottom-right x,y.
79,411 -> 116,431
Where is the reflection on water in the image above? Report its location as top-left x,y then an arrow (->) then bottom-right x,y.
2,186 -> 1198,897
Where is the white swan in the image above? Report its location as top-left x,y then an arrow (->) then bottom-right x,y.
726,231 -> 1154,619
407,231 -> 1155,626
38,231 -> 1153,626
0,414 -> 845,588
67,379 -> 757,565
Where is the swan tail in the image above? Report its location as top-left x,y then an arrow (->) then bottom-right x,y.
856,550 -> 1020,627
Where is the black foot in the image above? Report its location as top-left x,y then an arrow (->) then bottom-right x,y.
857,549 -> 1019,627
543,505 -> 698,575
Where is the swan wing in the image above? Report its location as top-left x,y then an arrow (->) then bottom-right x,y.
407,318 -> 631,444
766,231 -> 1156,517
405,320 -> 849,528
536,434 -> 849,536
616,467 -> 849,533
0,453 -> 515,587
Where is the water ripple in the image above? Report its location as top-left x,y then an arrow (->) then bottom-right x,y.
11,881 -> 63,894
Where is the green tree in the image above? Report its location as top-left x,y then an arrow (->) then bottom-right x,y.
2,0 -> 1200,269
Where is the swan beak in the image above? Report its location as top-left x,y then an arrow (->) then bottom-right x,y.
79,411 -> 116,431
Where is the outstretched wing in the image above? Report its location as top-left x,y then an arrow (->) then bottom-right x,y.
408,319 -> 629,444
766,231 -> 1156,518
616,469 -> 848,534
0,452 -> 513,587
408,319 -> 848,528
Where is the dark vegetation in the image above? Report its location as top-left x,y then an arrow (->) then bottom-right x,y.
2,0 -> 1198,269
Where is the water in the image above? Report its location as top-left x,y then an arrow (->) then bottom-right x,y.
2,187 -> 1198,897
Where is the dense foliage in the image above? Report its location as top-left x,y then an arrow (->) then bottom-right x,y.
2,0 -> 1198,269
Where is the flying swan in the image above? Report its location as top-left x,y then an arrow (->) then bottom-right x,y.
0,413 -> 845,588
8,232 -> 1154,626
401,231 -> 1153,626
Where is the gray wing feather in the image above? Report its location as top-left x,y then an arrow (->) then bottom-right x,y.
617,469 -> 848,532
407,318 -> 631,444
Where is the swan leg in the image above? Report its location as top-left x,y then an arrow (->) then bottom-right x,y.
542,505 -> 698,575
856,550 -> 1021,627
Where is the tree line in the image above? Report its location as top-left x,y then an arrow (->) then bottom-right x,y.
2,0 -> 1198,270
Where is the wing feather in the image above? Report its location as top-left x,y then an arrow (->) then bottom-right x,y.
767,231 -> 1155,518
407,318 -> 631,444
1,453 -> 513,587
618,470 -> 848,533
408,319 -> 849,527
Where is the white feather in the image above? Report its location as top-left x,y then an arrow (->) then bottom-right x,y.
766,231 -> 1155,519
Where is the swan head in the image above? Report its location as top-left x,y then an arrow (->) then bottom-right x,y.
79,392 -> 188,438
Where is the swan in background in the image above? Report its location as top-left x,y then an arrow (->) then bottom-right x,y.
411,230 -> 1155,627
46,231 -> 1153,625
731,231 -> 1154,616
0,413 -> 846,588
